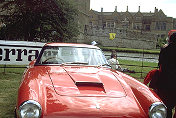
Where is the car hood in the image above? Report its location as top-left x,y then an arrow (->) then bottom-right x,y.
47,66 -> 126,98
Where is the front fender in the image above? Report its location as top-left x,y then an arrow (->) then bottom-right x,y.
16,66 -> 53,117
118,71 -> 162,114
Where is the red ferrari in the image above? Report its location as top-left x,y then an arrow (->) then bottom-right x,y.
15,43 -> 167,118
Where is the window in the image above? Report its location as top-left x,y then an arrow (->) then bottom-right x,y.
106,22 -> 114,28
136,17 -> 141,20
155,22 -> 166,31
103,22 -> 106,28
145,25 -> 150,31
134,23 -> 142,30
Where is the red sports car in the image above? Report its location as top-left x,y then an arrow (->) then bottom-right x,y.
15,43 -> 167,118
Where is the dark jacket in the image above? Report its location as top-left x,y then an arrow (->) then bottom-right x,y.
158,43 -> 176,89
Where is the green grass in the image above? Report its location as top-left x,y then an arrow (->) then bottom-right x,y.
100,46 -> 160,54
0,66 -> 25,118
119,59 -> 158,79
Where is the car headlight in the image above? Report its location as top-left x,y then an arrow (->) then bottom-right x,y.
19,100 -> 42,118
149,102 -> 167,118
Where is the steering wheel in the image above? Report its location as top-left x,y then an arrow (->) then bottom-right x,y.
43,57 -> 64,63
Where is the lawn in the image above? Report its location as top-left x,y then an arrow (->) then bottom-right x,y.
0,60 -> 159,117
100,46 -> 160,54
119,59 -> 158,79
0,66 -> 25,118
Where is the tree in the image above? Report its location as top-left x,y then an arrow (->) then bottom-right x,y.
157,37 -> 167,48
0,0 -> 79,42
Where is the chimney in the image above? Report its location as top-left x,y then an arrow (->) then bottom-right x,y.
101,7 -> 103,12
155,7 -> 158,13
126,6 -> 128,12
138,6 -> 140,12
115,6 -> 117,12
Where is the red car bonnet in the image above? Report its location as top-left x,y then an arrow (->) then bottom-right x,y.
47,66 -> 127,97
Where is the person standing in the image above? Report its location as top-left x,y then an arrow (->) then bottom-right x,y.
157,31 -> 176,118
108,51 -> 121,70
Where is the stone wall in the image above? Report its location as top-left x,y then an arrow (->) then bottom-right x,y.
82,26 -> 157,49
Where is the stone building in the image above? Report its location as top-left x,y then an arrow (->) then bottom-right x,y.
89,6 -> 176,39
86,6 -> 176,49
70,0 -> 90,42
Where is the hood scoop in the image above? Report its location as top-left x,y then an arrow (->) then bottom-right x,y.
70,73 -> 106,94
75,81 -> 104,87
75,81 -> 105,93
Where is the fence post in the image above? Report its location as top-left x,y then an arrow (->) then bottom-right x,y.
3,64 -> 6,74
140,49 -> 144,79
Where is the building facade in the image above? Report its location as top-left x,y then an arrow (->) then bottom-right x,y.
70,0 -> 90,43
88,6 -> 176,39
85,6 -> 176,49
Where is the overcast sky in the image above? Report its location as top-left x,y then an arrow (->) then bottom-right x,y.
90,0 -> 176,18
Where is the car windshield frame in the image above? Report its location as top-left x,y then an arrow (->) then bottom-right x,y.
35,46 -> 109,66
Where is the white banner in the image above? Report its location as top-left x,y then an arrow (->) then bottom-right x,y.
0,40 -> 45,65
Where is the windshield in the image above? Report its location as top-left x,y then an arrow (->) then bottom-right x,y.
36,46 -> 108,66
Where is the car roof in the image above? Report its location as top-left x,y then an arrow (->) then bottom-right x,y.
44,43 -> 100,49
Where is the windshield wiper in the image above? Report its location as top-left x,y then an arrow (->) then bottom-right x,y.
98,64 -> 111,67
61,62 -> 88,65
